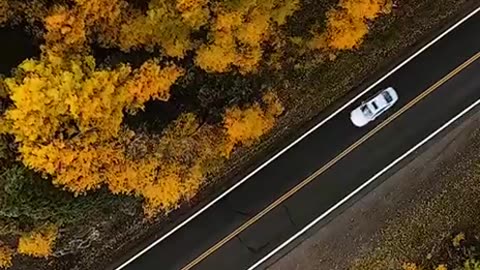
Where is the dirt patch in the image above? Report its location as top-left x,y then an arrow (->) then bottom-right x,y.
267,102 -> 480,270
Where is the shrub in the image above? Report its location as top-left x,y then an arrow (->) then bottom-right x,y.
223,91 -> 284,156
17,223 -> 58,258
0,164 -> 120,229
464,260 -> 480,270
0,245 -> 13,269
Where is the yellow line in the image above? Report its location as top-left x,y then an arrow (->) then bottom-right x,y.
181,51 -> 480,270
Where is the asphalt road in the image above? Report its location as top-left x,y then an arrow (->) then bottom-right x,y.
118,10 -> 480,270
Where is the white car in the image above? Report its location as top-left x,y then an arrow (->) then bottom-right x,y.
350,87 -> 399,127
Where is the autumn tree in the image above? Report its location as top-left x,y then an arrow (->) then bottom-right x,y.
223,91 -> 284,156
195,0 -> 300,74
309,0 -> 392,50
0,55 -> 183,195
43,0 -> 128,58
1,0 -> 289,217
37,0 -> 301,74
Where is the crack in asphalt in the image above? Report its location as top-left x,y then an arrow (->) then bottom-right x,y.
283,205 -> 299,229
237,235 -> 271,254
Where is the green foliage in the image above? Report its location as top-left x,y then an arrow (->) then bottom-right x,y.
0,163 -> 122,233
0,136 -> 7,160
464,259 -> 480,270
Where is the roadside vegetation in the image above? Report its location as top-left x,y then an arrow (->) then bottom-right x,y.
0,0 -> 474,268
402,232 -> 480,270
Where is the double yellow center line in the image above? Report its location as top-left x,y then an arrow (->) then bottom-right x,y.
181,51 -> 480,270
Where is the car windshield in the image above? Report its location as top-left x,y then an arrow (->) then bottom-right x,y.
360,105 -> 372,116
382,91 -> 393,103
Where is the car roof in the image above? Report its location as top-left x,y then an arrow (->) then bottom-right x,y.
368,94 -> 388,111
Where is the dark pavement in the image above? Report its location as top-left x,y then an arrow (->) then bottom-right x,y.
118,10 -> 480,270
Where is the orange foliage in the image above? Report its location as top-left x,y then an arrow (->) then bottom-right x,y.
176,0 -> 210,29
43,0 -> 127,57
44,6 -> 87,51
195,0 -> 299,73
1,56 -> 183,198
1,57 -> 283,215
114,0 -> 196,57
0,245 -> 13,269
17,224 -> 58,258
0,0 -> 291,216
314,9 -> 368,50
3,56 -> 131,143
126,59 -> 184,106
223,91 -> 284,156
39,0 -> 298,72
340,0 -> 392,20
310,0 -> 392,50
195,32 -> 237,73
1,53 -> 264,216
2,56 -> 182,144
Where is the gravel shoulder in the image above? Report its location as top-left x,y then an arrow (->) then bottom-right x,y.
268,107 -> 480,270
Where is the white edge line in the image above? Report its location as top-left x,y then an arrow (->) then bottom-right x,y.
248,98 -> 480,270
115,6 -> 480,270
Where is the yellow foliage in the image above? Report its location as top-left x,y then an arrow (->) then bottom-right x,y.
43,0 -> 127,57
452,232 -> 465,247
0,245 -> 13,269
323,9 -> 368,50
126,59 -> 185,107
3,56 -> 182,145
340,0 -> 386,20
271,0 -> 300,25
41,0 -> 196,57
116,0 -> 194,57
3,56 -> 131,143
310,0 -> 392,50
223,91 -> 283,156
195,0 -> 299,73
2,58 -> 282,216
2,56 -> 183,198
403,263 -> 423,270
140,162 -> 203,217
195,39 -> 237,73
21,138 -> 126,193
1,0 -> 288,217
236,8 -> 270,47
17,224 -> 58,258
435,265 -> 447,270
44,6 -> 87,49
176,0 -> 210,29
39,0 -> 298,70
